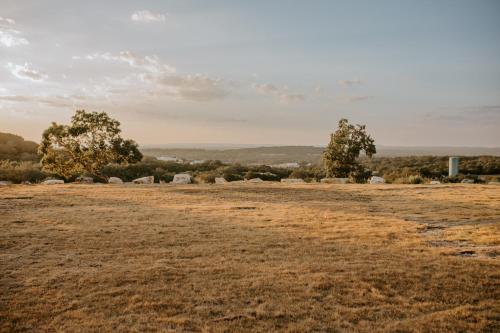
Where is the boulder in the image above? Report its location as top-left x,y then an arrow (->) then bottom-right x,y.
132,176 -> 154,184
41,179 -> 64,185
461,179 -> 474,184
22,181 -> 32,185
171,174 -> 191,184
281,178 -> 305,184
75,176 -> 94,184
215,177 -> 227,184
369,176 -> 385,184
248,178 -> 263,183
320,178 -> 349,184
0,180 -> 13,186
108,177 -> 123,184
488,181 -> 500,185
429,180 -> 441,185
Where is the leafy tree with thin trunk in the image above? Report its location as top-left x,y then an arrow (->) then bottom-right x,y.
323,118 -> 376,181
38,110 -> 143,179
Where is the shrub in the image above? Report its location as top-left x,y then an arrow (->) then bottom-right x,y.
0,161 -> 49,183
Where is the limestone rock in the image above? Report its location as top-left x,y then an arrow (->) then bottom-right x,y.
461,179 -> 474,184
320,178 -> 349,184
429,180 -> 441,185
369,176 -> 385,184
248,178 -> 263,183
281,178 -> 305,184
75,176 -> 94,184
0,180 -> 13,186
108,177 -> 123,184
171,174 -> 191,184
132,176 -> 154,184
215,177 -> 227,184
41,179 -> 64,185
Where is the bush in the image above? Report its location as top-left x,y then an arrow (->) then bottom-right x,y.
197,171 -> 219,184
393,175 -> 425,184
0,161 -> 49,183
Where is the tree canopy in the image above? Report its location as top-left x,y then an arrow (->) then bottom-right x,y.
323,118 -> 376,180
38,110 -> 142,179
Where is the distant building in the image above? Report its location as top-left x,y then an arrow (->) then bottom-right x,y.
157,156 -> 182,162
449,157 -> 459,176
270,162 -> 300,169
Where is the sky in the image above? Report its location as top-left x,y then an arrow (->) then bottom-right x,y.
1,0 -> 499,146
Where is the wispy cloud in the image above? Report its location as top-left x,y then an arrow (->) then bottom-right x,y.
254,83 -> 305,104
131,10 -> 166,23
73,51 -> 229,102
339,78 -> 363,87
340,95 -> 374,103
0,16 -> 29,47
7,63 -> 48,82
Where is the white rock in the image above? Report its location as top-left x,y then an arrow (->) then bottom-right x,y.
75,176 -> 93,184
248,178 -> 263,183
369,176 -> 385,184
429,180 -> 441,185
0,180 -> 13,186
171,174 -> 191,184
488,181 -> 500,185
132,176 -> 154,184
320,178 -> 349,184
108,177 -> 123,184
215,177 -> 227,184
281,178 -> 305,184
461,179 -> 474,184
41,179 -> 64,185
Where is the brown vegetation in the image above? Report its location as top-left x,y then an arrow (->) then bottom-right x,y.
1,183 -> 499,332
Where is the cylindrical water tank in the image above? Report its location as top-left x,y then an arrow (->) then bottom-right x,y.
449,157 -> 459,176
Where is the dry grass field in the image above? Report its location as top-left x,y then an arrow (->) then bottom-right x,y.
1,183 -> 499,332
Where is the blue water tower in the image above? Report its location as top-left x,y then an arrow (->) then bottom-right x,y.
449,157 -> 459,177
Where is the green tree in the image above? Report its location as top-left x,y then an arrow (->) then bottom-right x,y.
38,110 -> 142,179
323,118 -> 376,179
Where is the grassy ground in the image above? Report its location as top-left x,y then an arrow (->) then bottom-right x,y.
1,183 -> 499,332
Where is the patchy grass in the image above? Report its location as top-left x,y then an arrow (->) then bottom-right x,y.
1,183 -> 499,332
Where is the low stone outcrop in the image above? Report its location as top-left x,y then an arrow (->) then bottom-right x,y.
461,179 -> 474,184
132,176 -> 154,184
108,177 -> 123,184
429,180 -> 441,185
248,178 -> 263,183
171,174 -> 191,184
320,178 -> 349,184
0,180 -> 13,186
281,178 -> 305,184
215,177 -> 227,184
75,176 -> 93,184
369,176 -> 385,184
41,179 -> 64,185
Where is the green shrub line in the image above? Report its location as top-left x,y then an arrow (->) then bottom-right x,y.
1,156 -> 499,184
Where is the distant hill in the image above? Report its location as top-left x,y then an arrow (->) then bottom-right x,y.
0,132 -> 39,161
142,145 -> 500,165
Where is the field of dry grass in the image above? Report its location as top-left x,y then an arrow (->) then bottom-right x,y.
1,183 -> 499,332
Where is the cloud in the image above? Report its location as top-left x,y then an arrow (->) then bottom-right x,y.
254,83 -> 305,104
7,63 -> 48,82
0,17 -> 29,47
131,10 -> 166,23
0,94 -> 105,109
341,95 -> 374,103
73,51 -> 229,102
339,78 -> 363,87
74,51 -> 175,73
150,73 -> 228,102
